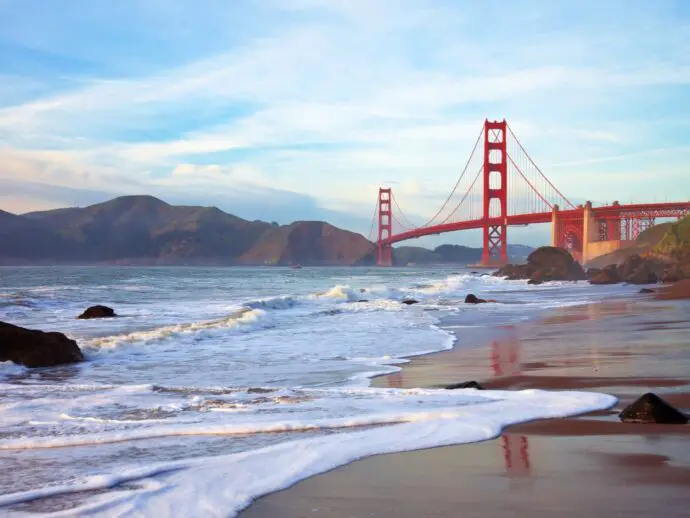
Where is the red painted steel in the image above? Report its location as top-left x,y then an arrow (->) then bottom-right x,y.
482,120 -> 508,264
374,119 -> 690,266
376,188 -> 393,266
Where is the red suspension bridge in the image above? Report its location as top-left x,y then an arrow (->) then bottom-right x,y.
371,119 -> 690,266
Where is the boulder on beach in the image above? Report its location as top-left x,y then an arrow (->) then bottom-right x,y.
494,246 -> 586,284
619,393 -> 688,424
618,255 -> 659,285
464,294 -> 487,304
585,268 -> 601,279
78,305 -> 117,319
401,299 -> 419,306
588,256 -> 663,286
493,263 -> 533,280
589,265 -> 622,285
444,381 -> 485,390
0,321 -> 84,368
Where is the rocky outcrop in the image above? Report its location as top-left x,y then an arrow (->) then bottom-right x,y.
619,393 -> 688,424
589,265 -> 621,285
401,299 -> 419,305
494,247 -> 586,284
493,263 -> 534,281
464,294 -> 487,304
0,321 -> 84,368
588,255 -> 662,286
78,305 -> 117,319
589,215 -> 690,282
585,268 -> 601,279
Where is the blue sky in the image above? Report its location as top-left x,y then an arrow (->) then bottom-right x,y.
1,0 -> 689,247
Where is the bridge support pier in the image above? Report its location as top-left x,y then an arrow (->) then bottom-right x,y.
582,201 -> 596,264
550,205 -> 560,247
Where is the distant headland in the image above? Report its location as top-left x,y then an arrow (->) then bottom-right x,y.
0,195 -> 534,266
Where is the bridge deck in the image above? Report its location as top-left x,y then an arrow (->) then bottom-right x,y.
380,202 -> 690,246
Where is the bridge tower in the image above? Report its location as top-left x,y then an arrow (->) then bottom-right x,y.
377,187 -> 393,266
482,119 -> 508,265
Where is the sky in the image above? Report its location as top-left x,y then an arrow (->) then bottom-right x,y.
1,0 -> 689,247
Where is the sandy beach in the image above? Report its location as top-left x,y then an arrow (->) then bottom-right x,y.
241,294 -> 690,518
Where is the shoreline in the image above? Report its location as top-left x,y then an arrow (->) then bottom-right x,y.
241,294 -> 690,518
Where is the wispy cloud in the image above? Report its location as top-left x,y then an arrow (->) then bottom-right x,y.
1,0 -> 689,245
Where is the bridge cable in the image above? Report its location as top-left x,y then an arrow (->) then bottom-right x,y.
506,123 -> 575,209
390,192 -> 418,230
506,154 -> 553,212
367,197 -> 379,242
417,125 -> 484,228
438,165 -> 483,224
391,213 -> 412,231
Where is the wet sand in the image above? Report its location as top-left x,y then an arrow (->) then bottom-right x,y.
241,296 -> 690,517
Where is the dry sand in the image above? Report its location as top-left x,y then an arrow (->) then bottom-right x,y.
241,296 -> 690,518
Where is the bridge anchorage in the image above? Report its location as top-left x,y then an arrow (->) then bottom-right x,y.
372,119 -> 690,267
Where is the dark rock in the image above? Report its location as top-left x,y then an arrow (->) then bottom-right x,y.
617,255 -> 661,284
617,254 -> 646,280
625,267 -> 658,285
589,264 -> 622,285
619,393 -> 688,424
639,288 -> 655,294
78,305 -> 117,319
494,247 -> 585,283
0,321 -> 84,368
401,299 -> 419,305
357,299 -> 369,303
585,268 -> 601,280
494,263 -> 535,280
528,246 -> 587,281
445,381 -> 485,390
527,278 -> 543,285
464,294 -> 487,304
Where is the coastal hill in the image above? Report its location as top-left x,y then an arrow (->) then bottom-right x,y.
587,216 -> 690,271
2,196 -> 371,265
393,243 -> 533,265
0,195 -> 534,266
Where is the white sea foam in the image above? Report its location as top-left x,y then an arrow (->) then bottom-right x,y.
82,307 -> 269,351
0,389 -> 616,516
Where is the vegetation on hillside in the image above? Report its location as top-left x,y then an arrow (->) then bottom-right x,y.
652,214 -> 690,259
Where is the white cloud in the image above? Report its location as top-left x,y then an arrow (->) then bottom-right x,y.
1,0 -> 690,245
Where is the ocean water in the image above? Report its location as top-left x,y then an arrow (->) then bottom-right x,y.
0,266 -> 633,516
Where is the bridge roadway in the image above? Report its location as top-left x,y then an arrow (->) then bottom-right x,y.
379,201 -> 690,246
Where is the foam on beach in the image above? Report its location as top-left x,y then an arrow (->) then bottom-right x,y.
0,389 -> 617,516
